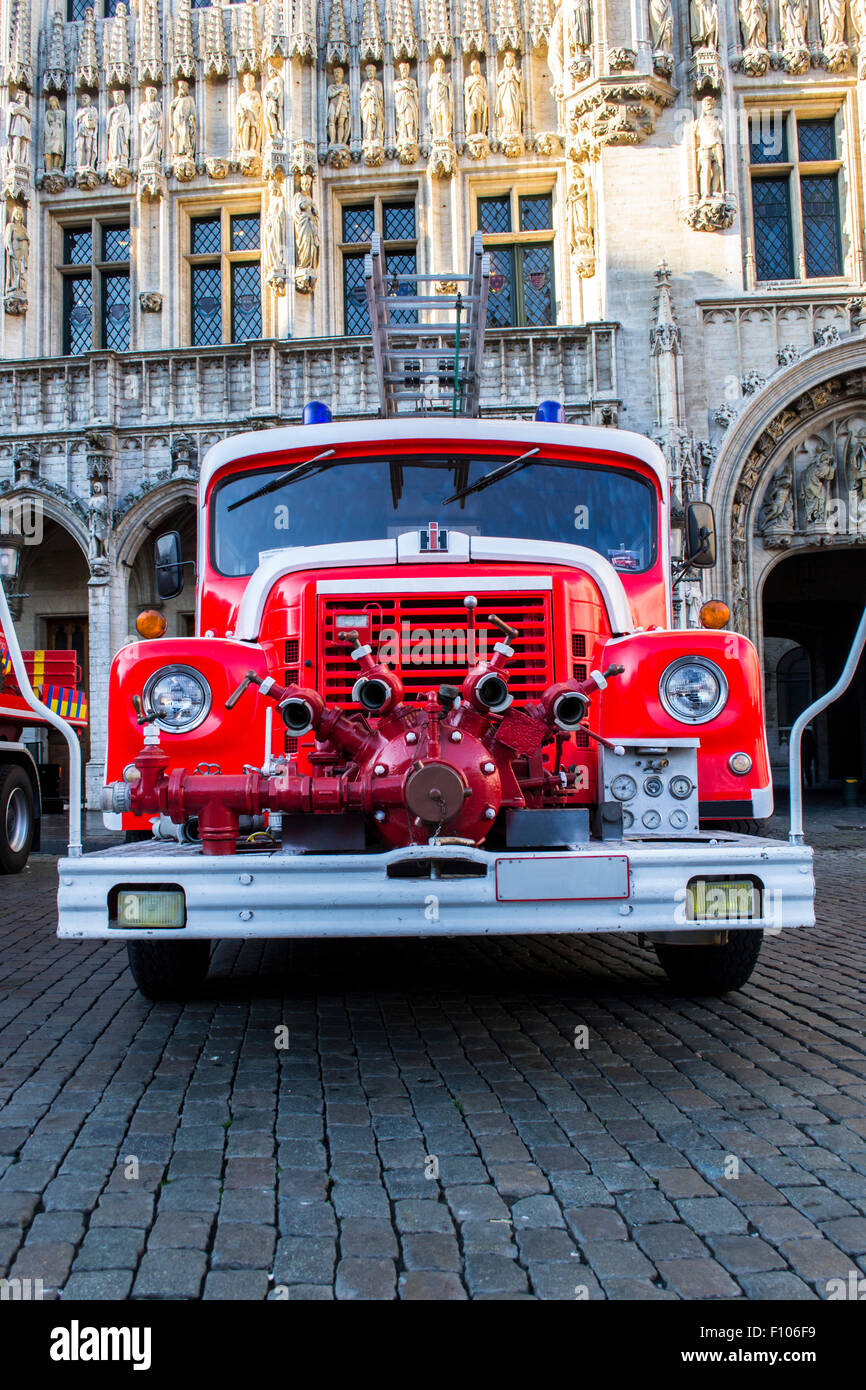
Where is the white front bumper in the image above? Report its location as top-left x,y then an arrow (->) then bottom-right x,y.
56,835 -> 815,940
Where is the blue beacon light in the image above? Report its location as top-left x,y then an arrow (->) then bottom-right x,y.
302,400 -> 332,425
535,400 -> 565,423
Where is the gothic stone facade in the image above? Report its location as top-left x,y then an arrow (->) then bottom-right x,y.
1,0 -> 864,804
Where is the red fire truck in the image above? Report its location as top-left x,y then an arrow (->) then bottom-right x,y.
48,238 -> 815,998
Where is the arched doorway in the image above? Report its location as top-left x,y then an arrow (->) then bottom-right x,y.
126,502 -> 197,639
762,549 -> 866,789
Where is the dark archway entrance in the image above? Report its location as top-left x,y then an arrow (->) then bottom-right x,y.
127,502 -> 197,639
762,550 -> 866,790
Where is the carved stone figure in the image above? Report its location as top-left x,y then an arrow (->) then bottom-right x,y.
170,80 -> 197,159
690,0 -> 719,48
574,0 -> 592,49
495,50 -> 524,155
265,191 -> 287,294
4,206 -> 29,301
780,0 -> 810,71
264,62 -> 284,142
43,96 -> 66,172
106,89 -> 131,186
293,173 -> 319,293
360,64 -> 385,152
327,66 -> 351,148
649,0 -> 674,53
394,62 -> 419,148
237,73 -> 263,154
759,464 -> 794,539
88,482 -> 110,571
800,450 -> 836,525
695,96 -> 725,199
567,165 -> 594,276
820,0 -> 848,67
139,87 -> 164,164
7,91 -> 31,170
740,0 -> 768,49
428,58 -> 453,139
75,94 -> 98,183
464,59 -> 489,137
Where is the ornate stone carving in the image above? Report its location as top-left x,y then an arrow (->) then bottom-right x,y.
74,93 -> 98,189
204,0 -> 230,79
138,87 -> 165,199
851,0 -> 866,76
44,11 -> 68,95
206,157 -> 229,179
461,0 -> 489,57
847,296 -> 864,334
4,90 -> 32,200
137,0 -> 165,87
43,96 -> 66,177
107,89 -> 132,187
326,0 -> 350,67
289,0 -> 316,64
75,8 -> 100,91
7,0 -> 32,92
777,344 -> 801,366
464,59 -> 489,159
326,66 -> 351,165
567,164 -> 594,277
428,58 -> 455,176
392,0 -> 418,62
758,462 -> 794,545
688,0 -> 722,92
360,64 -> 385,166
293,173 -> 319,293
88,481 -> 111,576
814,323 -> 841,347
265,189 -> 287,295
495,0 -> 524,54
394,63 -> 420,164
534,130 -> 561,155
139,292 -> 163,312
780,0 -> 810,75
738,0 -> 769,74
359,0 -> 385,64
741,369 -> 766,395
714,401 -> 737,428
262,0 -> 290,66
685,97 -> 736,230
495,51 -> 525,157
236,0 -> 262,75
819,0 -> 849,71
528,0 -> 556,53
649,0 -> 674,75
262,58 -> 286,176
428,0 -> 453,58
608,49 -> 636,71
107,4 -> 133,88
800,449 -> 836,524
4,206 -> 29,315
172,0 -> 197,81
568,79 -> 675,160
237,73 -> 263,174
169,80 -> 196,180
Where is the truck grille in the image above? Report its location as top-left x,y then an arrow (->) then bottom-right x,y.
319,592 -> 555,707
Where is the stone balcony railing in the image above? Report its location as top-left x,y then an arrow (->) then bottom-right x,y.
0,325 -> 620,445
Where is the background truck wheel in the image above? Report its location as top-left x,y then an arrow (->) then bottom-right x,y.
655,929 -> 763,996
126,940 -> 211,1000
0,765 -> 35,874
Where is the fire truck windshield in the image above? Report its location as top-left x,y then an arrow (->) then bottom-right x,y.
211,455 -> 658,577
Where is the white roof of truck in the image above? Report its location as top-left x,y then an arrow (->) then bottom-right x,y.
199,418 -> 670,501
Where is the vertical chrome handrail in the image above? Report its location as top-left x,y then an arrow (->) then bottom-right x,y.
788,604 -> 866,845
0,579 -> 82,857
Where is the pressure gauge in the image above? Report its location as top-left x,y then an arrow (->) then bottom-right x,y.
642,809 -> 662,830
669,775 -> 694,800
621,809 -> 634,830
610,774 -> 637,801
643,775 -> 664,797
669,808 -> 689,830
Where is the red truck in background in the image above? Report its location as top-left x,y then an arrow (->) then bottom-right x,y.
0,633 -> 87,872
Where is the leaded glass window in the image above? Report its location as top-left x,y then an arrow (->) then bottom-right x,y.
60,217 -> 130,354
753,178 -> 794,281
188,207 -> 263,345
801,175 -> 841,277
230,214 -> 260,252
340,195 -> 418,336
63,277 -> 92,355
191,216 -> 221,256
231,262 -> 263,340
749,110 -> 845,283
102,273 -> 130,352
476,189 -> 555,328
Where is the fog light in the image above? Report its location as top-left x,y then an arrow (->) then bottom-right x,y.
729,752 -> 752,775
686,878 -> 759,921
136,609 -> 167,639
116,889 -> 185,928
699,600 -> 730,629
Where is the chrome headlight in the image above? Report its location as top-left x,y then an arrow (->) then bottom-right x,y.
659,656 -> 728,724
143,666 -> 211,732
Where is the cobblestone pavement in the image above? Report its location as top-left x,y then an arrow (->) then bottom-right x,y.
0,805 -> 864,1301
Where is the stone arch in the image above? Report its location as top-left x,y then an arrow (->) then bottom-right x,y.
113,478 -> 198,570
0,487 -> 89,566
706,338 -> 866,641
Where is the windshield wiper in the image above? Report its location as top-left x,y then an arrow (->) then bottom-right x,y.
442,448 -> 540,506
227,449 -> 336,511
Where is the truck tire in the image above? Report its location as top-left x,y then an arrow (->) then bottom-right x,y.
655,929 -> 763,996
0,764 -> 35,874
126,940 -> 211,1000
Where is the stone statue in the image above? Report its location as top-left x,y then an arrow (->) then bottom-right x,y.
138,87 -> 163,164
237,73 -> 263,154
4,206 -> 29,298
820,0 -> 846,48
327,67 -> 351,148
800,450 -> 836,525
293,173 -> 319,292
567,165 -> 594,275
695,96 -> 725,199
265,192 -> 286,270
780,0 -> 809,52
75,93 -> 98,172
739,0 -> 768,49
7,91 -> 31,169
88,482 -> 110,570
428,58 -> 453,140
649,0 -> 674,53
170,80 -> 196,159
464,59 -> 489,137
845,429 -> 866,511
690,0 -> 719,48
264,63 -> 284,142
43,96 -> 66,172
394,62 -> 419,148
759,465 -> 794,535
496,51 -> 524,151
852,0 -> 866,35
107,89 -> 131,168
360,65 -> 385,147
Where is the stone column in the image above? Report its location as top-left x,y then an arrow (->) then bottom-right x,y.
85,570 -> 112,808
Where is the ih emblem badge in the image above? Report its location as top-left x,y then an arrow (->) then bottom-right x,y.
420,521 -> 448,552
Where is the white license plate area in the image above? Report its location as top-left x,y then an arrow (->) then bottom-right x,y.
495,854 -> 630,903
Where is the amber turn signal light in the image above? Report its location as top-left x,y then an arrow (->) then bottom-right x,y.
699,600 -> 730,630
136,609 -> 167,640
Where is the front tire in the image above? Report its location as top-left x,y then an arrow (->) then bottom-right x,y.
126,939 -> 211,1000
655,929 -> 763,996
0,765 -> 35,873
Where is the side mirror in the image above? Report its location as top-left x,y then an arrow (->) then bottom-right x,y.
154,531 -> 184,599
683,501 -> 717,569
